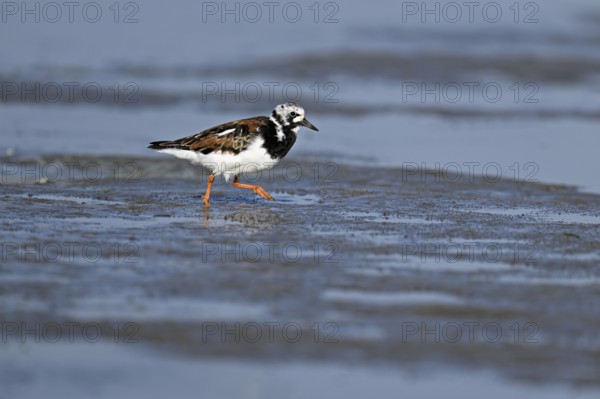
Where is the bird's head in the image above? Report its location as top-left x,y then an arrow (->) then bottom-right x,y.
272,103 -> 319,132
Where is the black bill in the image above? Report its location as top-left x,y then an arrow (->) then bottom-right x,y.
301,118 -> 319,131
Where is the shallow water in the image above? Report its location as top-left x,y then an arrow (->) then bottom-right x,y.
3,342 -> 598,399
1,155 -> 600,396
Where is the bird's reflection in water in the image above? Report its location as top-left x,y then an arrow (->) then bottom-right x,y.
200,206 -> 213,228
196,198 -> 282,229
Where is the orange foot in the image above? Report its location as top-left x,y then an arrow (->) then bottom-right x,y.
232,176 -> 275,201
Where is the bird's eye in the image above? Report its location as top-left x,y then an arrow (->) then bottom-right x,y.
291,112 -> 297,117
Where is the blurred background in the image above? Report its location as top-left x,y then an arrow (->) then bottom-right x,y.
2,0 -> 600,191
1,0 -> 600,397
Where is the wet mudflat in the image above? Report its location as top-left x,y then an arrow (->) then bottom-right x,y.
2,1 -> 600,397
1,155 -> 599,395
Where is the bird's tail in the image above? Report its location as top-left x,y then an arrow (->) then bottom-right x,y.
148,141 -> 172,150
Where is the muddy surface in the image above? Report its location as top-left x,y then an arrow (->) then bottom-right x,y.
1,155 -> 599,389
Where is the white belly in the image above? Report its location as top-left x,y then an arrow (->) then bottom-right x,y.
158,138 -> 277,181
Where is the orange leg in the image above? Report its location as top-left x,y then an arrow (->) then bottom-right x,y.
202,174 -> 216,207
232,176 -> 274,201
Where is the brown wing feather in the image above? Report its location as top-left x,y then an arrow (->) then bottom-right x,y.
149,117 -> 268,155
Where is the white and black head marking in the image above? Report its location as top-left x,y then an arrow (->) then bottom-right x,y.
271,103 -> 319,133
275,103 -> 304,126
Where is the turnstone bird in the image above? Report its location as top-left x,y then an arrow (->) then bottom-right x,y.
148,103 -> 318,206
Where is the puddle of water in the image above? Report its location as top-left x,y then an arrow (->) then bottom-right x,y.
543,213 -> 600,225
321,289 -> 464,307
271,193 -> 320,205
0,294 -> 51,313
542,252 -> 600,262
18,194 -> 122,206
334,324 -> 387,341
65,297 -> 271,322
0,273 -> 69,285
448,238 -> 531,245
463,208 -> 600,225
388,217 -> 445,224
463,207 -> 536,217
3,341 -> 599,399
3,215 -> 239,231
346,254 -> 516,274
498,276 -> 600,287
342,211 -> 444,224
